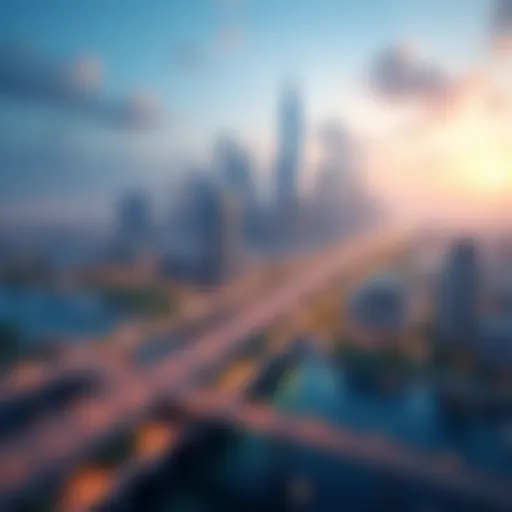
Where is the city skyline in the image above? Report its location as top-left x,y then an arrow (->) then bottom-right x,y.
0,0 -> 505,225
1,4 -> 512,510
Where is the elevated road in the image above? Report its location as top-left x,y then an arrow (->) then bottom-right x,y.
165,389 -> 512,511
0,229 -> 408,506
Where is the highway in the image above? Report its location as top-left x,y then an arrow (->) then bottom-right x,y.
73,356 -> 512,512
0,229 -> 409,507
165,389 -> 512,511
0,239 -> 322,406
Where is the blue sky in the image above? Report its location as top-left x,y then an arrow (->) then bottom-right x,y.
0,0 -> 495,221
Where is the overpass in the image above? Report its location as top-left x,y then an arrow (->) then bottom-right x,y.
162,389 -> 512,511
65,376 -> 512,512
86,335 -> 512,512
0,229 -> 411,507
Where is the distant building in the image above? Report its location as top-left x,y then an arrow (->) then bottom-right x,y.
214,136 -> 257,240
215,136 -> 255,206
486,237 -> 512,314
114,190 -> 152,258
313,121 -> 378,240
162,176 -> 241,285
435,239 -> 480,346
274,85 -> 303,234
347,272 -> 407,345
478,317 -> 512,369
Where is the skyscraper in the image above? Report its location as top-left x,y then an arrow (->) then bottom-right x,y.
347,272 -> 407,346
436,239 -> 480,346
215,136 -> 257,241
315,123 -> 354,225
115,190 -> 152,251
275,86 -> 303,218
215,136 -> 254,205
173,176 -> 241,285
314,121 -> 375,237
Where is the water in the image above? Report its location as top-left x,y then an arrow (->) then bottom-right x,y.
276,357 -> 512,476
158,354 -> 512,511
0,286 -> 117,344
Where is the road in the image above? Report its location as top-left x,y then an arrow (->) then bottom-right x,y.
0,228 -> 408,506
0,236 -> 332,405
165,388 -> 512,511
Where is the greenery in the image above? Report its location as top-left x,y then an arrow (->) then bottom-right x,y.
0,258 -> 50,288
100,284 -> 176,318
334,336 -> 511,393
0,321 -> 24,366
334,341 -> 424,378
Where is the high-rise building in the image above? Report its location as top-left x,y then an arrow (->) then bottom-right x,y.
165,176 -> 241,285
114,190 -> 152,257
315,123 -> 354,226
215,136 -> 254,205
275,86 -> 303,220
215,136 -> 257,241
347,272 -> 407,346
436,239 -> 480,346
314,121 -> 375,237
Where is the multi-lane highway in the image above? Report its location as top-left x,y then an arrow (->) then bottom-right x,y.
2,227 -> 510,511
0,229 -> 409,508
166,389 -> 512,511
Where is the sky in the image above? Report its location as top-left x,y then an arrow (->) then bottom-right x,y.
0,0 -> 504,224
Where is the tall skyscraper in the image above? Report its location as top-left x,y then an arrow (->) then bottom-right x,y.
314,121 -> 375,237
275,86 -> 303,218
115,190 -> 152,251
177,176 -> 241,285
215,136 -> 254,205
215,136 -> 257,241
315,123 -> 354,223
436,239 -> 480,346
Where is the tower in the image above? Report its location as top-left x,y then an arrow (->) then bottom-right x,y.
275,86 -> 303,224
115,190 -> 152,257
181,176 -> 241,285
215,136 -> 254,205
436,238 -> 480,346
215,136 -> 255,241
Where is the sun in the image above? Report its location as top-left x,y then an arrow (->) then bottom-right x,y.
460,143 -> 511,194
443,109 -> 512,198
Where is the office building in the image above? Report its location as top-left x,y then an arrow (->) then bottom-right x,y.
163,176 -> 241,285
347,272 -> 407,346
274,86 -> 303,231
115,190 -> 152,250
215,136 -> 257,240
435,239 -> 480,346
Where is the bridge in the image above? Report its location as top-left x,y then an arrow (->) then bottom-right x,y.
167,389 -> 512,510
8,228 -> 509,511
61,381 -> 512,511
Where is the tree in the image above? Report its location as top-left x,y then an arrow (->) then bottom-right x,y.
0,321 -> 23,366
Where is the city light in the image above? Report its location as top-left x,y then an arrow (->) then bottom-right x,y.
0,1 -> 511,511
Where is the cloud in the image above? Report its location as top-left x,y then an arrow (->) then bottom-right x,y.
0,42 -> 162,129
491,0 -> 512,56
369,43 -> 448,101
492,0 -> 512,36
215,26 -> 244,53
